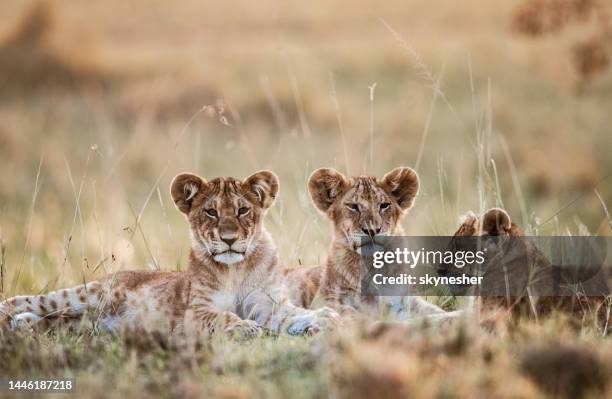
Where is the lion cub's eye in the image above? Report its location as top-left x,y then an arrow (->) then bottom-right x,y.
345,203 -> 360,212
205,209 -> 218,218
238,207 -> 250,216
379,202 -> 391,211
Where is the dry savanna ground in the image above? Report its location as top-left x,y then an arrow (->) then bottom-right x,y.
0,0 -> 611,398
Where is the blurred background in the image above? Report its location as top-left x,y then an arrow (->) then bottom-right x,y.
0,0 -> 611,295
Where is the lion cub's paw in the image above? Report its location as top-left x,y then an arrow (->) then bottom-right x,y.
287,307 -> 340,336
313,306 -> 340,325
225,319 -> 263,339
10,312 -> 42,331
286,314 -> 319,336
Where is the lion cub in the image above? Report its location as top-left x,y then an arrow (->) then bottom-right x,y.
287,167 -> 455,320
1,171 -> 337,337
447,208 -> 609,327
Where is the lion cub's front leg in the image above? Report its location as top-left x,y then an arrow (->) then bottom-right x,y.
196,308 -> 263,339
284,305 -> 339,335
247,290 -> 339,335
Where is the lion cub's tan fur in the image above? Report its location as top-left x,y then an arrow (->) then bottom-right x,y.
1,171 -> 336,336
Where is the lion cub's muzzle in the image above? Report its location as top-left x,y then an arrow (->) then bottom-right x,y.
347,231 -> 388,253
210,237 -> 250,265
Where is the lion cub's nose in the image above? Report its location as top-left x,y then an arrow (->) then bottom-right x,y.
221,236 -> 238,246
361,228 -> 381,237
436,267 -> 449,277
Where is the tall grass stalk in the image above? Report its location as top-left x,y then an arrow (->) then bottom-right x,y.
414,66 -> 444,172
91,180 -> 107,274
329,72 -> 350,176
285,55 -> 312,140
11,153 -> 44,295
471,62 -> 487,215
63,149 -> 94,279
224,99 -> 260,169
468,55 -> 479,137
368,82 -> 377,173
261,74 -> 290,136
454,148 -> 465,219
594,189 -> 612,231
129,105 -> 208,241
380,18 -> 461,124
437,156 -> 448,222
499,135 -> 529,227
156,186 -> 180,270
539,172 -> 612,229
489,158 -> 505,209
128,203 -> 160,270
0,237 -> 5,296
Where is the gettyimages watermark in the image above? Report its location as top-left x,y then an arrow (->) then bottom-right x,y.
359,236 -> 612,297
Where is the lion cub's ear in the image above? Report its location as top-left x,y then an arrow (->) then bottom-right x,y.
308,168 -> 349,213
243,170 -> 279,209
481,208 -> 511,236
171,173 -> 208,214
381,167 -> 419,211
455,211 -> 480,236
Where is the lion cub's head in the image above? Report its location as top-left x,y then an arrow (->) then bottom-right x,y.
437,208 -> 528,295
453,208 -> 524,238
308,167 -> 419,251
171,171 -> 279,265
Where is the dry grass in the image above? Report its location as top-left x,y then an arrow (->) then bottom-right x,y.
0,0 -> 611,397
0,315 -> 610,399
